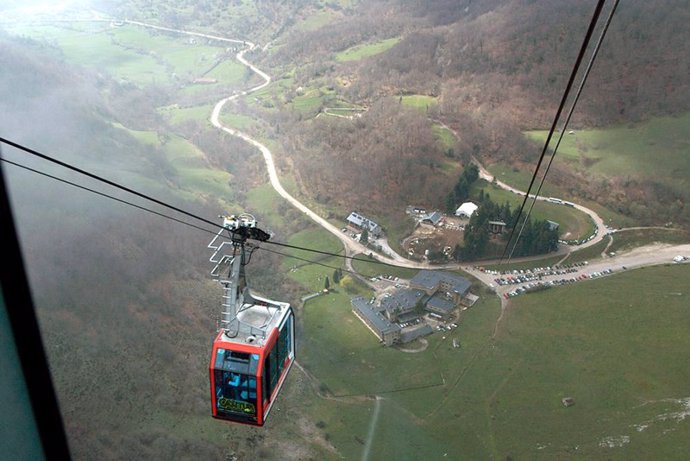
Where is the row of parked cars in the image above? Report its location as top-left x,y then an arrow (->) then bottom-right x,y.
435,323 -> 458,331
503,267 -> 615,298
493,262 -> 589,286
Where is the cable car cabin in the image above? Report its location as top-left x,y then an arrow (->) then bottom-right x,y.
209,297 -> 294,426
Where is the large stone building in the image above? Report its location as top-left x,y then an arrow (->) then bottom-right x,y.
351,297 -> 401,346
409,270 -> 472,306
380,289 -> 426,322
351,271 -> 476,346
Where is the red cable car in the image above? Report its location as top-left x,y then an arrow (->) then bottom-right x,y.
207,214 -> 295,426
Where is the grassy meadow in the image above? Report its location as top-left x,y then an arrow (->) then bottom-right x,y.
350,255 -> 418,280
115,125 -> 234,202
400,94 -> 438,109
487,162 -> 638,228
432,123 -> 456,151
335,37 -> 401,62
6,23 -> 227,86
471,179 -> 595,240
525,113 -> 690,185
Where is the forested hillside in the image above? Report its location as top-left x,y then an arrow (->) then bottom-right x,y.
86,0 -> 690,228
251,0 -> 690,226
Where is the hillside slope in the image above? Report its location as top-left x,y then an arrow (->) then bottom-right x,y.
257,0 -> 690,226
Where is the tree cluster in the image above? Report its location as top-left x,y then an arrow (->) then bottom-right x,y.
445,163 -> 479,213
458,195 -> 559,261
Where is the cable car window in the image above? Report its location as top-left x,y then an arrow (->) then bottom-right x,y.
277,319 -> 291,375
215,348 -> 259,375
213,349 -> 260,422
262,344 -> 275,402
214,370 -> 257,422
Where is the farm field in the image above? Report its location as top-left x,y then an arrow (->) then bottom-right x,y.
400,94 -> 438,109
158,103 -> 214,125
116,125 -> 234,202
281,227 -> 343,293
5,23 -> 226,86
432,123 -> 456,151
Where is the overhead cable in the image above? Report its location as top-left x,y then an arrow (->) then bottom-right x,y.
0,140 -> 397,268
1,157 -> 220,237
500,0 -> 606,263
0,135 -> 222,229
507,0 -> 619,262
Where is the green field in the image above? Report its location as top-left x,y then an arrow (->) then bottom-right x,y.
116,125 -> 234,202
246,183 -> 287,228
432,123 -> 456,151
400,94 -> 438,109
487,162 -> 565,198
6,23 -> 230,86
487,162 -> 637,228
608,228 -> 690,254
293,9 -> 340,32
205,59 -> 247,86
158,104 -> 214,125
471,179 -> 595,240
292,88 -> 326,113
282,227 -> 344,293
350,254 -> 419,279
335,37 -> 401,62
219,112 -> 258,130
525,113 -> 690,192
292,263 -> 690,459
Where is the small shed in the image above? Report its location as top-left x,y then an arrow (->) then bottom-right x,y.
488,220 -> 507,234
561,397 -> 575,407
422,211 -> 443,226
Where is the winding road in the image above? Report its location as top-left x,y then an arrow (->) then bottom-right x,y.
117,20 -> 688,290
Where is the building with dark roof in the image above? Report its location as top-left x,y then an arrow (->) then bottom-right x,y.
351,297 -> 401,346
410,270 -> 472,304
380,289 -> 426,322
421,211 -> 443,226
488,220 -> 507,234
426,293 -> 456,318
400,324 -> 434,343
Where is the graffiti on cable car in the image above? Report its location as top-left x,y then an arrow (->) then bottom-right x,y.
218,397 -> 256,415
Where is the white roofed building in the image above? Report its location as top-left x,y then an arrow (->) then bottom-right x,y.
346,211 -> 382,237
455,202 -> 478,218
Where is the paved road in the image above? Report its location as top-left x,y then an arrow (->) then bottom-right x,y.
468,243 -> 690,298
474,160 -> 606,249
97,18 -> 420,269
